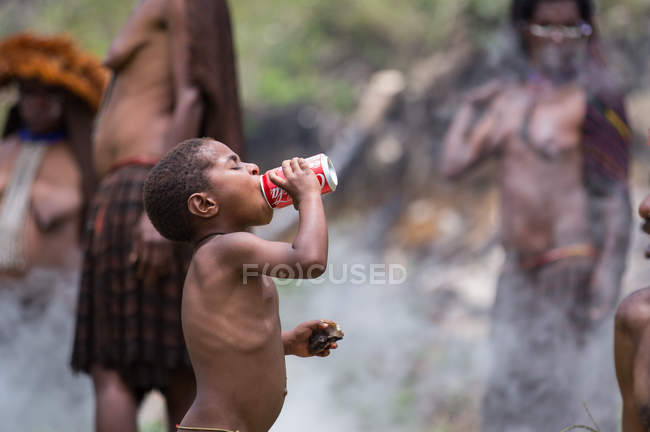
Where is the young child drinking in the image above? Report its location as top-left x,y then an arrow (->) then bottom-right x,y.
143,138 -> 341,432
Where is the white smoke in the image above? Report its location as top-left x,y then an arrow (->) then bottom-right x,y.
0,269 -> 93,432
267,179 -> 650,432
1,184 -> 646,432
270,216 -> 497,432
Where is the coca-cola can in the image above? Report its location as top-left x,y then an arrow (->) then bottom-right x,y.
260,153 -> 338,209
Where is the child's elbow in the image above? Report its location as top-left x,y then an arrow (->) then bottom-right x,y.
301,256 -> 328,279
307,264 -> 326,278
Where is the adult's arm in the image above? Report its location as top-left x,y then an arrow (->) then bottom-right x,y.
441,82 -> 505,180
584,90 -> 633,321
163,0 -> 204,152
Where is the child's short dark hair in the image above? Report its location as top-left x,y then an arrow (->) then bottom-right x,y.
143,138 -> 213,242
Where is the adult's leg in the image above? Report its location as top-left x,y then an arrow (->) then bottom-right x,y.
483,259 -> 588,432
481,267 -> 533,432
615,289 -> 650,432
163,367 -> 197,432
91,364 -> 139,432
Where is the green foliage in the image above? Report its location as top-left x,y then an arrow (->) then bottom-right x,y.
0,0 -> 648,111
232,0 -> 481,110
33,0 -> 133,55
0,0 -> 132,55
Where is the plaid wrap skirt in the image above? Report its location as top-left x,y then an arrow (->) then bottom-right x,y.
71,164 -> 192,395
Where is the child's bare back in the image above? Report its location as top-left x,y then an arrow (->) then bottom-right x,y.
143,138 -> 341,432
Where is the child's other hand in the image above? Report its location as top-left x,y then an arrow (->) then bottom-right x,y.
268,158 -> 321,208
283,320 -> 341,358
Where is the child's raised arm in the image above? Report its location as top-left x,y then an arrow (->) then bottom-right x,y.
221,158 -> 328,279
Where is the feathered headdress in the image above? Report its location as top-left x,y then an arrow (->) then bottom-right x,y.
0,32 -> 108,110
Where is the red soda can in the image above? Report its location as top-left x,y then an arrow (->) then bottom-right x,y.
260,153 -> 338,209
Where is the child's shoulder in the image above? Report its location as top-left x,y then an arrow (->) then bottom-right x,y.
211,231 -> 261,247
196,231 -> 263,261
191,232 -> 260,276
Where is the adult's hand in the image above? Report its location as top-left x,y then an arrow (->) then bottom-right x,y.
463,80 -> 504,105
131,213 -> 173,285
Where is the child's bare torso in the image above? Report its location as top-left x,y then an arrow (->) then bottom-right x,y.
181,236 -> 287,432
493,83 -> 591,257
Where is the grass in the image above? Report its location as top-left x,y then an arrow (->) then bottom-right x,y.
139,420 -> 166,432
559,403 -> 602,432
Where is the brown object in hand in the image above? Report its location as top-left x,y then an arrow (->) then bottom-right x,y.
308,320 -> 344,354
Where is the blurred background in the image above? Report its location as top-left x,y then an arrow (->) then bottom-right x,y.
0,0 -> 649,431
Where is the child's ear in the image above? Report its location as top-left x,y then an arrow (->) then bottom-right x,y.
188,192 -> 219,218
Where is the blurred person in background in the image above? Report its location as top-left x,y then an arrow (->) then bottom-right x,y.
0,32 -> 105,277
442,0 -> 631,430
0,32 -> 107,430
615,194 -> 650,432
70,0 -> 244,431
